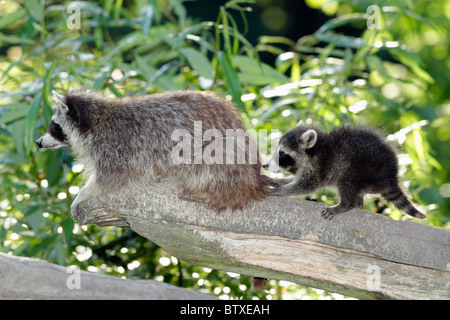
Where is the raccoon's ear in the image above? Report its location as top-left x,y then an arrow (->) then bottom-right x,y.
296,120 -> 304,127
52,90 -> 68,110
65,94 -> 92,133
299,129 -> 317,149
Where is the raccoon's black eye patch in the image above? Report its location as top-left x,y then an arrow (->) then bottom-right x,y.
278,152 -> 295,169
49,120 -> 67,142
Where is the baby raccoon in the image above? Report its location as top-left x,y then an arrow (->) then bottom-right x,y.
36,89 -> 268,220
264,121 -> 426,220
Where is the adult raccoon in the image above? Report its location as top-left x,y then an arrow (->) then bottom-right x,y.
36,89 -> 268,220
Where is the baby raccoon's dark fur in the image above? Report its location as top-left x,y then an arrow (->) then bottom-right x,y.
266,124 -> 426,220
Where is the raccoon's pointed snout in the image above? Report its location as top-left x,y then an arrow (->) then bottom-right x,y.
263,159 -> 282,173
36,138 -> 43,149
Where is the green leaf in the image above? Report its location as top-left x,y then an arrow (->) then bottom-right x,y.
25,206 -> 46,233
314,14 -> 367,49
259,97 -> 309,122
217,51 -> 243,109
0,56 -> 33,82
45,151 -> 63,186
172,21 -> 214,49
54,237 -> 66,265
0,32 -> 34,44
93,75 -> 109,90
135,55 -> 183,90
0,8 -> 26,29
0,104 -> 29,124
366,55 -> 388,76
113,0 -> 123,20
64,218 -> 74,247
237,73 -> 288,85
23,92 -> 42,156
290,58 -> 301,82
403,8 -> 436,30
102,32 -> 143,61
219,7 -> 232,58
9,119 -> 25,156
315,32 -> 366,49
388,47 -> 434,84
258,35 -> 296,48
140,4 -> 153,36
180,47 -> 214,80
232,55 -> 289,85
43,63 -> 55,105
315,13 -> 367,34
170,0 -> 187,27
24,0 -> 43,22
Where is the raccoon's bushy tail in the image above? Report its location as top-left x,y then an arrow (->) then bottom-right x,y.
382,185 -> 426,219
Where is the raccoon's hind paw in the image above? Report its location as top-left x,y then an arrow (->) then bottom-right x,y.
321,206 -> 338,220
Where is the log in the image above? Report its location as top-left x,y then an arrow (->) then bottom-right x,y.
72,179 -> 450,300
0,252 -> 215,299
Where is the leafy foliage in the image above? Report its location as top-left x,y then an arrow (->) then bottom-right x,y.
0,0 -> 448,299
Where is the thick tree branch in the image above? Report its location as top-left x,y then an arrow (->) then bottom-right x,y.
0,252 -> 215,299
73,179 -> 450,300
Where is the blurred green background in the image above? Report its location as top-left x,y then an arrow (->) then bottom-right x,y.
0,0 -> 449,300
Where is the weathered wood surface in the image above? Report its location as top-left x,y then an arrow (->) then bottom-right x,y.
0,252 -> 216,299
74,179 -> 450,300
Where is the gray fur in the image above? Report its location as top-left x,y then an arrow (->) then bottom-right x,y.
37,90 -> 268,220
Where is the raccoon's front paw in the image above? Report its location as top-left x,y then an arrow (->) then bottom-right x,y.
71,202 -> 81,222
268,188 -> 284,196
264,176 -> 281,187
321,207 -> 338,220
71,198 -> 89,222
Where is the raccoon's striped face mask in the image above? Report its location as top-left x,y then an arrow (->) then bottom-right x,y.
263,120 -> 317,175
36,91 -> 70,150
